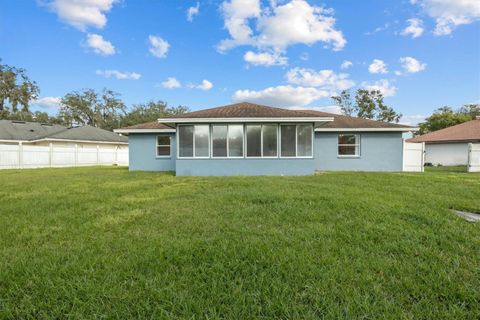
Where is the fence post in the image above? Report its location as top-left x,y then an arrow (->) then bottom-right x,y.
96,144 -> 99,165
468,143 -> 472,173
75,144 -> 78,167
421,142 -> 425,172
49,142 -> 53,168
18,141 -> 23,169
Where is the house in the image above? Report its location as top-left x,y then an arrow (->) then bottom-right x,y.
407,117 -> 480,166
115,102 -> 417,176
0,120 -> 128,169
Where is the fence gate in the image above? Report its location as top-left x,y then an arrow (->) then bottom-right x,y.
468,143 -> 480,173
403,141 -> 424,172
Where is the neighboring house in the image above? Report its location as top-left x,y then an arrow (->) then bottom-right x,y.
0,120 -> 128,169
0,120 -> 128,146
115,102 -> 416,176
407,117 -> 480,166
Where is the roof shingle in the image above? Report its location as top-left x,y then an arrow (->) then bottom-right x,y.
407,119 -> 480,143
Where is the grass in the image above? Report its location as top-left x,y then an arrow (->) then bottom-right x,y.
425,165 -> 468,173
0,167 -> 479,319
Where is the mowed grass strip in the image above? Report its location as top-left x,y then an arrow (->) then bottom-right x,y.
0,167 -> 479,319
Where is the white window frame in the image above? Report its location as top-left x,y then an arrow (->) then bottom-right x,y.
337,133 -> 360,158
177,124 -> 210,159
279,124 -> 314,159
156,135 -> 171,158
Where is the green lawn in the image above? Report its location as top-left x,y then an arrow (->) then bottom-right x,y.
0,167 -> 479,319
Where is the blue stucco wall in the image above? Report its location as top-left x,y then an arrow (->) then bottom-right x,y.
127,131 -> 404,174
175,159 -> 315,176
315,132 -> 403,171
128,133 -> 175,171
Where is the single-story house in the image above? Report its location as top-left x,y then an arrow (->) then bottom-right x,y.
115,102 -> 416,176
0,120 -> 128,169
0,120 -> 128,146
407,117 -> 480,166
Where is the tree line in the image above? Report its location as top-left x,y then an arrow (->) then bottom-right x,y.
1,60 -> 478,134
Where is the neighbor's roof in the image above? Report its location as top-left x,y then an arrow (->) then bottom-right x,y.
115,102 -> 416,132
0,120 -> 66,141
407,119 -> 480,143
0,120 -> 127,143
43,125 -> 128,143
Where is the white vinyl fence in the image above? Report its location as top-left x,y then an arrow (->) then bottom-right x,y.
468,143 -> 480,173
403,141 -> 425,172
0,142 -> 128,169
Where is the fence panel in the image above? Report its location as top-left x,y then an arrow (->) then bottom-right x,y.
0,144 -> 20,169
403,141 -> 424,172
468,143 -> 480,173
0,143 -> 128,169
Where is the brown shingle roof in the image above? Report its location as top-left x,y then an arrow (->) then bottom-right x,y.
173,102 -> 330,118
116,102 -> 415,131
119,122 -> 174,130
407,119 -> 480,143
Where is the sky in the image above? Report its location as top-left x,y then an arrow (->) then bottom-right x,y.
1,0 -> 479,125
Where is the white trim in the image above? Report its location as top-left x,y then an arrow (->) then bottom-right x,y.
114,128 -> 175,133
158,117 -> 334,124
315,127 -> 418,132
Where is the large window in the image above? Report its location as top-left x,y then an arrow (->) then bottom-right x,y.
178,123 -> 312,159
338,134 -> 360,156
178,125 -> 210,158
280,125 -> 313,158
156,135 -> 171,157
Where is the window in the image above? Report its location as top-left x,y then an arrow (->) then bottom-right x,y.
280,124 -> 313,158
178,125 -> 193,157
246,125 -> 262,157
212,125 -> 227,157
156,135 -> 171,157
262,125 -> 277,157
338,134 -> 360,156
228,124 -> 244,157
194,125 -> 210,157
178,125 -> 210,158
297,125 -> 312,157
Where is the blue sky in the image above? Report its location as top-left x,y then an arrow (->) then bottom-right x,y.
1,0 -> 479,124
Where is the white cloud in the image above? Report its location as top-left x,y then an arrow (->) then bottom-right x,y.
299,52 -> 309,61
340,60 -> 353,69
400,114 -> 427,126
401,18 -> 424,38
232,85 -> 329,107
148,35 -> 170,58
368,59 -> 388,74
85,33 -> 115,55
361,79 -> 397,97
218,0 -> 346,53
96,69 -> 141,80
365,23 -> 390,36
286,67 -> 355,93
243,50 -> 288,66
32,96 -> 62,110
47,0 -> 116,31
161,77 -> 181,89
187,2 -> 200,22
189,79 -> 213,91
289,105 -> 343,114
412,0 -> 480,35
400,56 -> 426,73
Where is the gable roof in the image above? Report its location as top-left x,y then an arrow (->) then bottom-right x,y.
0,120 -> 127,143
0,120 -> 67,141
115,102 -> 416,133
407,119 -> 480,143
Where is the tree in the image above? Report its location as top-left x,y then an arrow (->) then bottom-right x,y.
59,88 -> 126,130
418,106 -> 473,135
458,103 -> 480,119
331,89 -> 402,123
0,60 -> 40,113
121,100 -> 189,127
